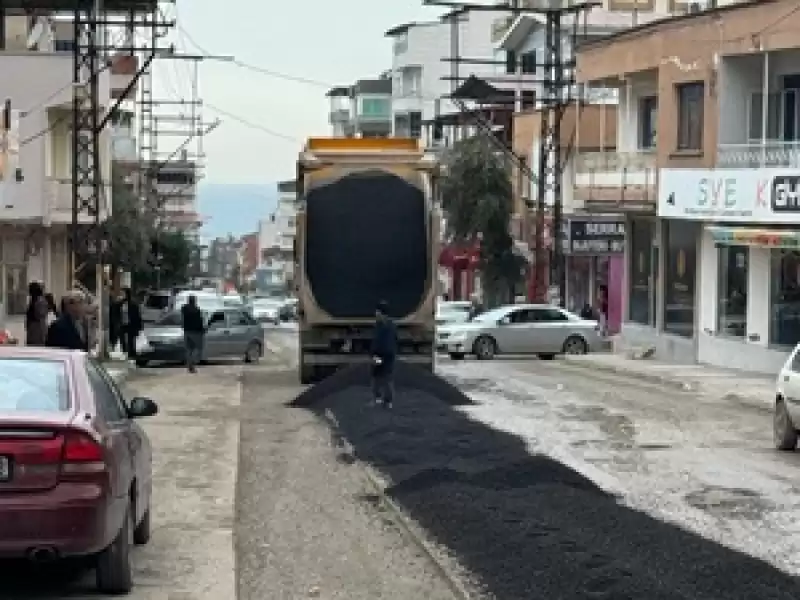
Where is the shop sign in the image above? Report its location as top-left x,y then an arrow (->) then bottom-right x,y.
658,168 -> 800,223
563,219 -> 625,255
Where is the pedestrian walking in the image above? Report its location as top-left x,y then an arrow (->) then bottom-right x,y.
108,289 -> 122,352
119,288 -> 143,360
180,294 -> 206,373
24,282 -> 49,346
370,300 -> 397,409
46,290 -> 89,351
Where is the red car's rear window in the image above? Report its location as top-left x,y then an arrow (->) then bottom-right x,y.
0,358 -> 69,413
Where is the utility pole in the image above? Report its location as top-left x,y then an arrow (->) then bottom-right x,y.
69,0 -> 167,357
425,0 -> 596,305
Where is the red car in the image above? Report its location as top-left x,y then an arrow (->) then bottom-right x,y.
0,347 -> 158,594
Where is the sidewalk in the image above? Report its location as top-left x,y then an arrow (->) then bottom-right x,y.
562,353 -> 775,411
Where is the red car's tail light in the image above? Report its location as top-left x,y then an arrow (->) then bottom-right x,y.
62,431 -> 104,463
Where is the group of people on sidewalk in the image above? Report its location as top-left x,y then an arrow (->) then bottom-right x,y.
23,282 -> 144,356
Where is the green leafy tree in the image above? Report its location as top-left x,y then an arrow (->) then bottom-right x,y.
439,134 -> 525,303
104,173 -> 156,273
133,228 -> 196,290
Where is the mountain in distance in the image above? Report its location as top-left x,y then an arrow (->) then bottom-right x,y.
197,183 -> 277,241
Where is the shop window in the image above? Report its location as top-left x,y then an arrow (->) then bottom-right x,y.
770,250 -> 800,348
663,220 -> 696,337
716,245 -> 748,338
628,219 -> 654,326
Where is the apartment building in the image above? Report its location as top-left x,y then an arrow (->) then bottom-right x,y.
576,0 -> 800,373
0,13 -> 141,316
326,77 -> 393,138
257,179 -> 297,294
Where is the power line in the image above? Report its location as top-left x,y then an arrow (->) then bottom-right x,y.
204,102 -> 300,144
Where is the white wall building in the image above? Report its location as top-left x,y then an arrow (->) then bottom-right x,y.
257,180 -> 297,292
386,9 -> 500,139
0,13 -> 138,316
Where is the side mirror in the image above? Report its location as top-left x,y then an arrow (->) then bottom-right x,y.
498,316 -> 511,325
129,396 -> 158,419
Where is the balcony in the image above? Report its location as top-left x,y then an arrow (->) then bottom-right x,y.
329,108 -> 351,125
717,141 -> 800,168
44,177 -> 111,225
572,150 -> 657,211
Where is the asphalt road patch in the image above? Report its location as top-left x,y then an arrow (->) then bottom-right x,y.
300,371 -> 800,599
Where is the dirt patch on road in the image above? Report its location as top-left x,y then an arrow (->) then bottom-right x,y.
299,368 -> 800,600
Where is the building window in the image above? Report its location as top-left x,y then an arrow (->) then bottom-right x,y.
360,98 -> 390,118
409,112 -> 422,138
628,219 -> 655,326
770,250 -> 800,348
639,96 -> 657,149
717,245 -> 748,338
663,220 -> 696,337
676,82 -> 704,151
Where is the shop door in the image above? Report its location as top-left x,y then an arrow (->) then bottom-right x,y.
4,264 -> 28,316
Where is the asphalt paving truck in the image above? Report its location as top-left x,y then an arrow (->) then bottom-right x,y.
295,137 -> 439,384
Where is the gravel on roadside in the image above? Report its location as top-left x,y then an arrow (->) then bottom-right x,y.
304,368 -> 800,600
236,368 -> 461,600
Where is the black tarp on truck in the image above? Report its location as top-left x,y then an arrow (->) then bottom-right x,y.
296,137 -> 439,384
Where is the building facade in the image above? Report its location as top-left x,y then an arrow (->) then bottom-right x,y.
577,0 -> 800,373
0,13 -> 140,317
257,179 -> 297,294
326,77 -> 392,138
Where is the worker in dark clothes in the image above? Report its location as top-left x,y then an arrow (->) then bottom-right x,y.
370,300 -> 397,409
46,290 -> 89,351
181,295 -> 206,373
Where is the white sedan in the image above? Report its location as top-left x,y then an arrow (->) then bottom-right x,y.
437,303 -> 602,360
250,299 -> 282,324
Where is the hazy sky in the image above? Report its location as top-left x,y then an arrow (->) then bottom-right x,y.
151,0 -> 442,185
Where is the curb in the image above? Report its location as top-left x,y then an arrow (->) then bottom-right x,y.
560,356 -> 771,411
320,408 -> 474,600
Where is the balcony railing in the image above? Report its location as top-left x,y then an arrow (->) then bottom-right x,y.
572,150 -> 657,207
717,141 -> 800,168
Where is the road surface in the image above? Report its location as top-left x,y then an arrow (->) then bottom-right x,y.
1,343 -> 462,599
439,356 -> 800,576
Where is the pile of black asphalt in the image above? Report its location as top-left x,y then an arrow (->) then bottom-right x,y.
291,364 -> 800,600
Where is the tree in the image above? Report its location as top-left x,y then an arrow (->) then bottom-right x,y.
439,134 -> 526,302
133,229 -> 196,290
104,172 -> 157,273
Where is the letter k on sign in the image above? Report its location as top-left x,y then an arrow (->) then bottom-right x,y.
756,179 -> 768,207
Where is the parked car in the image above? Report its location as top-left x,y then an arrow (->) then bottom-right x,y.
436,303 -> 601,360
173,291 -> 225,313
141,290 -> 172,323
0,347 -> 158,593
774,343 -> 800,450
278,298 -> 298,322
135,307 -> 265,367
251,298 -> 281,324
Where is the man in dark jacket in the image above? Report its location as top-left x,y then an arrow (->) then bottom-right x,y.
119,287 -> 143,360
370,300 -> 397,408
181,295 -> 206,373
46,290 -> 89,351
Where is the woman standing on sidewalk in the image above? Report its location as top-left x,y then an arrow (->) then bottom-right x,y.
24,282 -> 49,346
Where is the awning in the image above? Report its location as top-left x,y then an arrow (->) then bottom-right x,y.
707,226 -> 800,249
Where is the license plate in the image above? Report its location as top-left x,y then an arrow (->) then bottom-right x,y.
0,456 -> 9,482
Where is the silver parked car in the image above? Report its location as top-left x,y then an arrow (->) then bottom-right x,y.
135,307 -> 265,367
437,303 -> 601,360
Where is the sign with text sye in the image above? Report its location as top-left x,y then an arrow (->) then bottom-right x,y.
658,169 -> 800,224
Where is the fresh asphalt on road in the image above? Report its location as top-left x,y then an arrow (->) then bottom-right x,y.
3,332 -> 800,598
